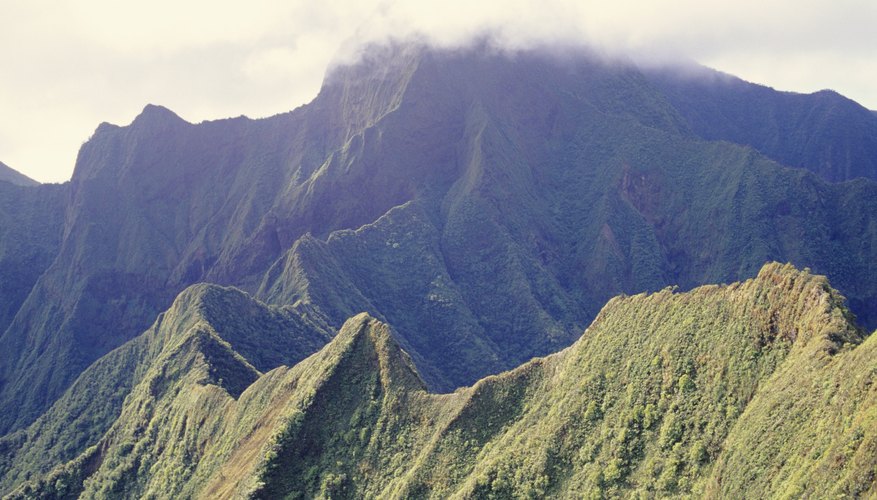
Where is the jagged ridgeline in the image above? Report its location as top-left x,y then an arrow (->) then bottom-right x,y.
4,263 -> 874,498
2,43 -> 877,443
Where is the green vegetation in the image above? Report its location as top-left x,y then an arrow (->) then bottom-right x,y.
0,181 -> 63,335
6,263 -> 875,497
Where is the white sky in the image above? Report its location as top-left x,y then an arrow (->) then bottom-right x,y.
2,0 -> 875,183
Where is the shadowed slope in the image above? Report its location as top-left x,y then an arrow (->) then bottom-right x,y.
648,65 -> 877,183
257,53 -> 877,390
0,162 -> 38,187
0,182 -> 64,335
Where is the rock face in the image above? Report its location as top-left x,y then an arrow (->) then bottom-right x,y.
2,42 -> 877,441
6,264 -> 876,498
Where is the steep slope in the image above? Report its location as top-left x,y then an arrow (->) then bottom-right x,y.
10,263 -> 875,498
647,65 -> 877,183
3,43 -> 877,435
0,162 -> 38,187
0,182 -> 64,334
4,312 -> 388,499
0,283 -> 329,495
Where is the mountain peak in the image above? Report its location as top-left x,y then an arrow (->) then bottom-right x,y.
69,103 -> 192,181
131,104 -> 187,128
333,313 -> 426,391
156,283 -> 330,373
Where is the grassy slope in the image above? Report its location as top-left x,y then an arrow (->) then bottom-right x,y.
252,263 -> 872,498
707,304 -> 877,496
355,262 -> 865,499
10,263 -> 875,498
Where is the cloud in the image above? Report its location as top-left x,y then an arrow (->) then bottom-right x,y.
0,0 -> 874,182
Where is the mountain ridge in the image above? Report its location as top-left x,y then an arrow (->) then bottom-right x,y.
2,43 -> 877,438
0,282 -> 329,496
6,263 -> 875,498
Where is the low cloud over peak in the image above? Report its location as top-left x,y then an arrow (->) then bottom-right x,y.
1,0 -> 874,182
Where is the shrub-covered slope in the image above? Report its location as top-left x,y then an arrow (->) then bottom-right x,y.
8,263 -> 875,498
3,44 -> 877,435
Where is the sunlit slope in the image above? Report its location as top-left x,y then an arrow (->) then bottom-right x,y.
9,263 -> 875,498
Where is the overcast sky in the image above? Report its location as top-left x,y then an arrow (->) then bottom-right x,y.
2,0 -> 875,183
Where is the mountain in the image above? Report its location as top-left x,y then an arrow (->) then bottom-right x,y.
5,264 -> 875,498
0,162 -> 38,187
2,42 -> 877,439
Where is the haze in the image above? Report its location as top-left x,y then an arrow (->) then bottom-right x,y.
2,0 -> 875,183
